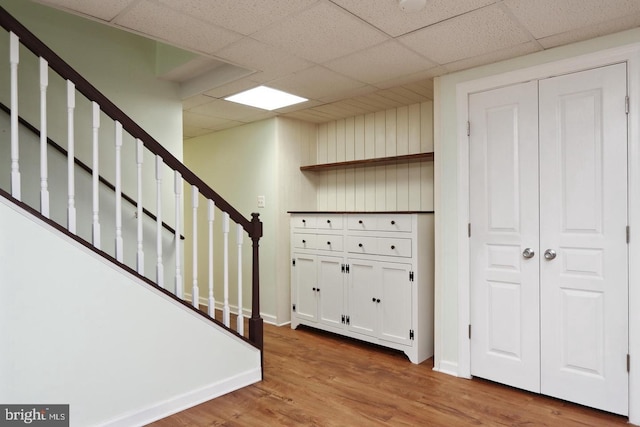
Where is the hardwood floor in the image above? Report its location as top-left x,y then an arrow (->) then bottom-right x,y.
151,323 -> 628,426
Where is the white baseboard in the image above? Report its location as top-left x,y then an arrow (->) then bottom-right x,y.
102,367 -> 261,427
184,292 -> 278,326
433,360 -> 459,377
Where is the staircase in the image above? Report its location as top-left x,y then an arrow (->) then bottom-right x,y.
0,5 -> 263,426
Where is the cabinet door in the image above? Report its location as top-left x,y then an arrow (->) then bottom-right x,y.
379,262 -> 413,346
317,256 -> 345,328
292,253 -> 317,322
347,259 -> 378,337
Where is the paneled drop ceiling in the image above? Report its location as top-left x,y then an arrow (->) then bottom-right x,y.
31,0 -> 640,138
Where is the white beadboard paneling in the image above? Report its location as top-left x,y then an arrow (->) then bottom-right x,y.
312,101 -> 434,211
345,117 -> 355,161
408,103 -> 421,154
354,115 -> 365,160
421,101 -> 434,152
385,108 -> 397,156
317,123 -> 328,163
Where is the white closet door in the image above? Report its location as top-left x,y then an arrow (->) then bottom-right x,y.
539,63 -> 628,415
469,81 -> 541,393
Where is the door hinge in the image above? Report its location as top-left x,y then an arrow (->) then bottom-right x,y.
628,354 -> 631,373
627,225 -> 630,244
345,264 -> 350,274
626,95 -> 630,114
409,271 -> 414,282
292,258 -> 296,267
410,329 -> 415,340
467,121 -> 470,136
345,315 -> 350,325
469,324 -> 472,339
468,223 -> 471,238
341,314 -> 345,324
341,264 -> 345,273
292,304 -> 296,312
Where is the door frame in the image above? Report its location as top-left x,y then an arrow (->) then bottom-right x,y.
453,44 -> 640,423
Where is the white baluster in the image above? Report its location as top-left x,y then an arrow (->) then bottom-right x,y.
136,139 -> 144,274
9,33 -> 20,201
174,171 -> 183,299
67,81 -> 76,233
156,156 -> 164,288
39,58 -> 49,217
223,212 -> 230,327
114,121 -> 123,262
208,200 -> 216,318
191,185 -> 199,308
236,223 -> 244,335
91,102 -> 100,248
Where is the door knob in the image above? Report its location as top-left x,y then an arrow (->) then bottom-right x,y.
544,249 -> 557,260
522,248 -> 535,259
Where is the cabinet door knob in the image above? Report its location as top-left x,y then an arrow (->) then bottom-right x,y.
377,299 -> 381,303
312,287 -> 316,291
391,245 -> 396,250
372,297 -> 376,302
358,243 -> 363,248
317,288 -> 320,292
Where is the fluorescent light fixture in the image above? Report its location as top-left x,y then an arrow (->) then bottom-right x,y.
224,85 -> 308,110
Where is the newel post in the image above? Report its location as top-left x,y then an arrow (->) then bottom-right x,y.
249,212 -> 264,351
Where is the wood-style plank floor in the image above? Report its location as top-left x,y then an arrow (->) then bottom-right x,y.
150,323 -> 628,426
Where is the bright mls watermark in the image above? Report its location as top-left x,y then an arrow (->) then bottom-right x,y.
0,405 -> 68,426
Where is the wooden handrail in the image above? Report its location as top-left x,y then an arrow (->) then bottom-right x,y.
0,101 -> 184,239
0,5 -> 255,236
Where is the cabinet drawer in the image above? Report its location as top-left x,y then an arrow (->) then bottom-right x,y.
377,237 -> 412,257
347,216 -> 376,231
346,236 -> 378,255
292,216 -> 317,229
376,214 -> 412,232
292,233 -> 316,250
317,234 -> 343,252
316,215 -> 343,230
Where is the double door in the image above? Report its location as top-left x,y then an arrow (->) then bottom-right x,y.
469,63 -> 629,415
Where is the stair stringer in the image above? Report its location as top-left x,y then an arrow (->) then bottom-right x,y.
0,196 -> 261,426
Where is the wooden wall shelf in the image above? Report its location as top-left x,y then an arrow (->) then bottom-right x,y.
300,152 -> 434,172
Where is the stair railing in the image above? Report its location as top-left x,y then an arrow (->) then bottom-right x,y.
0,6 -> 263,351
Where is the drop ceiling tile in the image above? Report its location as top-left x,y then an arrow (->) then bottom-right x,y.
156,0 -> 317,36
189,98 -> 274,121
184,126 -> 216,139
184,111 -> 236,129
33,0 -> 135,21
399,4 -> 531,65
214,38 -> 312,82
183,94 -> 215,110
537,13 -> 640,49
331,0 -> 497,37
114,0 -> 242,54
317,84 -> 379,104
252,1 -> 389,63
443,41 -> 542,72
504,0 -> 640,39
374,67 -> 445,90
203,79 -> 262,99
325,41 -> 435,85
268,66 -> 368,101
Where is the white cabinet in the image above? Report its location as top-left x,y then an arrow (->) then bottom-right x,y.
290,212 -> 434,364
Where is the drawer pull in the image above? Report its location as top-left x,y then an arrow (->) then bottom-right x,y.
391,245 -> 396,250
327,219 -> 331,224
358,220 -> 363,224
327,241 -> 331,245
302,240 -> 306,243
391,220 -> 396,225
358,243 -> 363,248
302,219 -> 306,223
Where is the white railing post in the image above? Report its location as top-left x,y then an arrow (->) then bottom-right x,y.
208,200 -> 215,317
9,32 -> 20,201
39,58 -> 49,217
136,139 -> 144,275
236,223 -> 244,335
156,156 -> 164,288
66,81 -> 76,233
174,171 -> 183,299
191,185 -> 199,308
91,102 -> 101,248
114,121 -> 123,262
223,212 -> 230,327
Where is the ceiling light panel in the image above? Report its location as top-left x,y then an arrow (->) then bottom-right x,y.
224,86 -> 308,110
